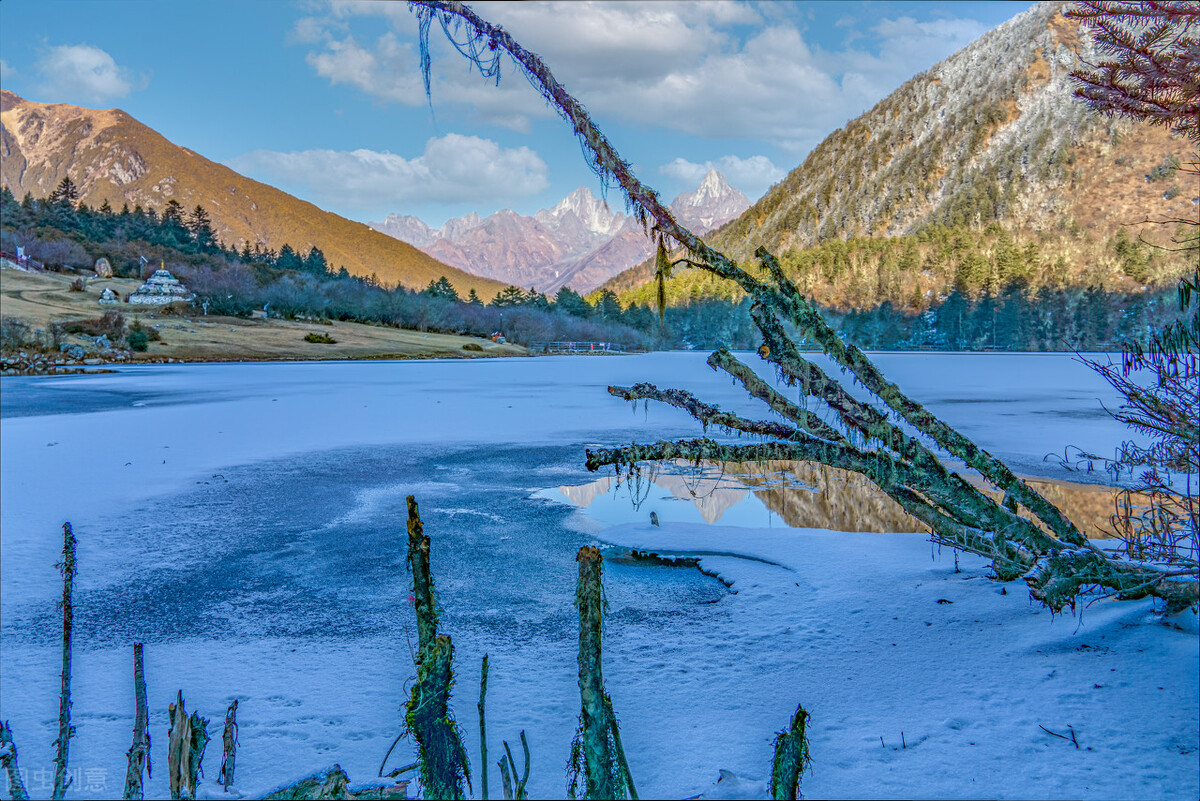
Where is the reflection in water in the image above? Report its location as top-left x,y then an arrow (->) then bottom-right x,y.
555,460 -> 1133,539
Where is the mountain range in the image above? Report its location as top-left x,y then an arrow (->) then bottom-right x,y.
605,2 -> 1196,298
0,90 -> 507,297
370,169 -> 749,294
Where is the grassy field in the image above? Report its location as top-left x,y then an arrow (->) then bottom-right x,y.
0,267 -> 528,362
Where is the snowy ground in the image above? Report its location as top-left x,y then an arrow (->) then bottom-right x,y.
0,352 -> 1195,799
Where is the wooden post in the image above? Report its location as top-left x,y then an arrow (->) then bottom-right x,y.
123,643 -> 150,800
218,700 -> 238,791
404,496 -> 469,800
769,704 -> 811,801
478,655 -> 489,801
168,693 -> 191,801
575,546 -> 633,800
52,522 -> 76,801
0,720 -> 31,801
167,692 -> 208,800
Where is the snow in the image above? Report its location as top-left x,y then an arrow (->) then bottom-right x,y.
1,352 -> 1195,800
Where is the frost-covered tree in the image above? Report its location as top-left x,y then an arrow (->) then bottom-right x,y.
1067,1 -> 1200,141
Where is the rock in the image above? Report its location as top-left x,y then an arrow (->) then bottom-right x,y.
98,287 -> 119,305
94,257 -> 113,278
83,358 -> 103,365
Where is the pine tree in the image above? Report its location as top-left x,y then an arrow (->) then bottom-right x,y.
424,276 -> 460,302
302,246 -> 329,276
276,243 -> 303,271
48,176 -> 80,207
187,205 -> 215,250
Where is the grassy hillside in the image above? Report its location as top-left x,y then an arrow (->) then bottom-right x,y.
0,90 -> 508,298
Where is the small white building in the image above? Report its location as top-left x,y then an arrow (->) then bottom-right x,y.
128,268 -> 195,306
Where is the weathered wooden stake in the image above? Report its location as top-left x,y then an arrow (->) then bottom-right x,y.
167,692 -> 209,800
218,699 -> 238,791
52,522 -> 76,801
575,546 -> 633,800
123,643 -> 150,800
0,720 -> 31,801
168,694 -> 191,801
404,496 -> 469,800
769,704 -> 811,801
500,732 -> 530,800
478,654 -> 489,801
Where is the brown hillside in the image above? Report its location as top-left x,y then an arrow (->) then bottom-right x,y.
0,91 -> 508,297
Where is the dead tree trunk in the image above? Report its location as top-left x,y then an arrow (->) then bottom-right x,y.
408,0 -> 1199,614
52,522 -> 76,801
404,496 -> 469,800
573,547 -> 635,800
218,699 -> 238,791
478,655 -> 489,801
167,692 -> 208,801
123,643 -> 150,800
0,720 -> 31,801
769,704 -> 811,801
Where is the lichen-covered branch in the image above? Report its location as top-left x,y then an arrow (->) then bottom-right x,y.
754,248 -> 1090,549
704,349 -> 846,443
1025,548 -> 1199,613
609,383 -> 804,442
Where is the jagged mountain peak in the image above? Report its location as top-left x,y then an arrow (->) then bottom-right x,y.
668,170 -> 751,234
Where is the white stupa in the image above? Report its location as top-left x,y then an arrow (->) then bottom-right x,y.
128,265 -> 195,306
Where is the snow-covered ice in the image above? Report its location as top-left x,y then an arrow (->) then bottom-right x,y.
1,352 -> 1195,799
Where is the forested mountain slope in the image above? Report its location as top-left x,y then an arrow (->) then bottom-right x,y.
607,2 -> 1195,309
0,91 -> 506,296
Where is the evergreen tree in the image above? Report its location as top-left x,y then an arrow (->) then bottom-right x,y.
466,288 -> 484,306
48,176 -> 80,207
424,276 -> 460,302
276,243 -> 303,271
491,285 -> 527,307
302,246 -> 329,276
554,286 -> 592,318
187,205 -> 215,250
594,289 -> 623,322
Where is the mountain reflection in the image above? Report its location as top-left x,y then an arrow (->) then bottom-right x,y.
559,460 -> 1133,538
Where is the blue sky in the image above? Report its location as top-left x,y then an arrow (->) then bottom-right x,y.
0,1 -> 1034,228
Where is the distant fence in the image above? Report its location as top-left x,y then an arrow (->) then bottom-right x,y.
529,341 -> 635,355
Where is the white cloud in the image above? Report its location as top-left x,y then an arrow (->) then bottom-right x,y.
299,2 -> 1005,150
0,59 -> 16,79
36,44 -> 142,104
226,133 -> 549,212
660,155 -> 785,200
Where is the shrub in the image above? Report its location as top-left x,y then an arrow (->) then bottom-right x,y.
62,311 -> 125,339
127,321 -> 150,352
462,342 -> 483,351
304,332 -> 337,344
68,278 -> 86,292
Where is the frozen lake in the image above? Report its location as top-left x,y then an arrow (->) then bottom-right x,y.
1,352 -> 1195,799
